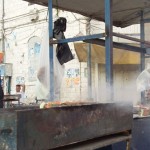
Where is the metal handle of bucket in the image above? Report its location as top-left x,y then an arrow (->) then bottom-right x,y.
0,128 -> 12,135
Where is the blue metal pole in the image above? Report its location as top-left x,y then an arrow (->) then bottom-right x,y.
105,0 -> 113,101
140,11 -> 145,104
48,0 -> 54,101
140,11 -> 145,71
50,33 -> 106,44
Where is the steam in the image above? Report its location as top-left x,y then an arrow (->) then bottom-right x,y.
59,63 -> 141,106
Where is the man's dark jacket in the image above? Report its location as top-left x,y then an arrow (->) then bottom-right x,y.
0,86 -> 4,108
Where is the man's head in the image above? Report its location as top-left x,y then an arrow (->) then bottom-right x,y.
16,85 -> 21,92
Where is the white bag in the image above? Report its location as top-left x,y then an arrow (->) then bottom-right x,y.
36,27 -> 65,100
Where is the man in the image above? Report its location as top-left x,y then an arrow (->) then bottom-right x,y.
16,84 -> 26,103
0,85 -> 4,108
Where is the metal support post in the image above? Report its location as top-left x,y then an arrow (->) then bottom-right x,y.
86,18 -> 92,100
140,11 -> 145,72
105,0 -> 113,101
48,0 -> 54,101
140,11 -> 145,104
1,0 -> 5,62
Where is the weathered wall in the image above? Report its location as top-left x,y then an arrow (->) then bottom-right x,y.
0,0 -> 88,103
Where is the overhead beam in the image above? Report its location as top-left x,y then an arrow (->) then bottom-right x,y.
113,32 -> 150,46
83,39 -> 146,53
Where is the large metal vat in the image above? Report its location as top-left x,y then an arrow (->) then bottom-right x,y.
0,102 -> 132,150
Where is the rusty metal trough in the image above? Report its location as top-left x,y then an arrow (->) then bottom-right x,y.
0,102 -> 132,150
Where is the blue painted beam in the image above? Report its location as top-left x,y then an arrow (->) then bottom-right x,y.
113,32 -> 150,46
105,0 -> 113,100
50,33 -> 106,44
48,0 -> 54,101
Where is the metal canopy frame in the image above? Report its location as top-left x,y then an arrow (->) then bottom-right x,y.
22,0 -> 150,102
47,0 -> 150,103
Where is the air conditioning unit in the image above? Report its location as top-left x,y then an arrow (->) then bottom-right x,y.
0,63 -> 12,77
29,8 -> 39,22
146,48 -> 150,55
